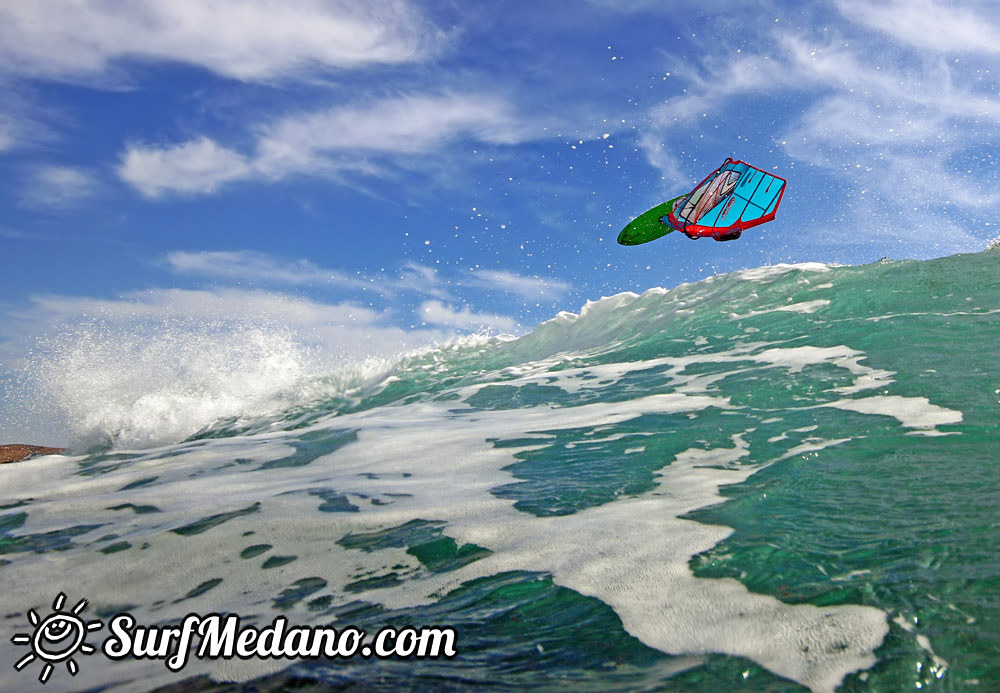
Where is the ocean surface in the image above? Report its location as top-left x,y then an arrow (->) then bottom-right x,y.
1,250 -> 998,692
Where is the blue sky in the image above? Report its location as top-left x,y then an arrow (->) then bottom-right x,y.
1,0 -> 998,443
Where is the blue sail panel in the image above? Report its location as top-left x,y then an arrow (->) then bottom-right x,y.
717,195 -> 750,228
743,174 -> 783,221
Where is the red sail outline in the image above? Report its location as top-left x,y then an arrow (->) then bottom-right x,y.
667,159 -> 787,240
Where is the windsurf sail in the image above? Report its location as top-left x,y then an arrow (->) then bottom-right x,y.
667,158 -> 786,241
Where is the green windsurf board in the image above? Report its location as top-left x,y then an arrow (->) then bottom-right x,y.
617,195 -> 685,246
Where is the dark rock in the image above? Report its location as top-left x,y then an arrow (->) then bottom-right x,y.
0,445 -> 66,464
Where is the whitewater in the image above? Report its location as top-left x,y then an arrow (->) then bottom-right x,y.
1,250 -> 997,692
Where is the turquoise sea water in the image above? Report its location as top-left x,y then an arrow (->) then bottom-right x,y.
1,251 -> 997,692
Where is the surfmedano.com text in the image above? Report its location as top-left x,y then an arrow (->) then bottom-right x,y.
103,613 -> 458,672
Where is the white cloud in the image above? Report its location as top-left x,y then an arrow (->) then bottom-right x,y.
16,267 -> 520,339
118,92 -> 529,197
651,28 -> 999,152
164,252 -> 456,303
19,165 -> 98,208
290,93 -> 522,152
635,131 -> 690,189
255,91 -> 525,176
771,35 -> 998,218
119,137 -> 253,198
0,90 -> 53,155
2,288 -> 463,377
24,288 -> 377,329
419,300 -> 519,332
464,269 -> 571,301
163,251 -> 569,313
0,227 -> 46,241
653,52 -> 787,126
0,0 -> 442,83
834,0 -> 1000,55
394,262 -> 453,301
0,120 -> 11,152
166,250 -> 369,290
585,0 -> 732,11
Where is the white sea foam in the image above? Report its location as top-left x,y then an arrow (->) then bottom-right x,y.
728,262 -> 833,282
729,299 -> 832,319
824,395 -> 962,430
2,339 -> 949,692
459,342 -> 897,403
16,313 -> 508,451
29,321 -> 319,449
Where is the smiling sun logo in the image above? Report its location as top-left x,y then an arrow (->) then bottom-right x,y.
11,593 -> 103,684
